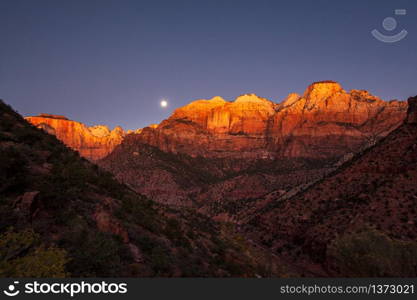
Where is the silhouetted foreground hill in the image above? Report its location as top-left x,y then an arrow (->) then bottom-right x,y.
0,100 -> 280,277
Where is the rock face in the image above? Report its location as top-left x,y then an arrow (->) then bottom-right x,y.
25,82 -> 409,216
138,94 -> 276,159
138,82 -> 407,161
100,81 -> 408,212
25,116 -> 126,160
26,82 -> 407,163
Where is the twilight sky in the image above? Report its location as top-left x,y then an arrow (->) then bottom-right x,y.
1,0 -> 417,130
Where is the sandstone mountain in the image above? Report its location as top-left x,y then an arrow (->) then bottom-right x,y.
100,82 -> 408,214
25,114 -> 126,161
26,81 -> 407,164
245,95 -> 417,277
138,81 -> 406,161
0,100 -> 280,277
24,82 -> 409,219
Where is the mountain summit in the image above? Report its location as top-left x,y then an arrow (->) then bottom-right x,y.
138,82 -> 406,160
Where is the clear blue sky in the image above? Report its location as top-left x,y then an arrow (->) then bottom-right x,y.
1,0 -> 416,130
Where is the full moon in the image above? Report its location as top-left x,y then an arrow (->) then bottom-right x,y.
160,100 -> 168,108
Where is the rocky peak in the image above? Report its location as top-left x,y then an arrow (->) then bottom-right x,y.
189,96 -> 227,107
234,94 -> 272,105
349,89 -> 381,103
281,93 -> 301,108
127,128 -> 143,134
112,126 -> 125,135
171,96 -> 227,119
350,89 -> 372,97
303,81 -> 344,100
89,125 -> 126,138
89,125 -> 111,137
208,96 -> 227,103
232,94 -> 276,115
37,113 -> 69,120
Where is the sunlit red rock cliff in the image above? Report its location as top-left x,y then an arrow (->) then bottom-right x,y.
138,81 -> 407,160
26,82 -> 407,163
25,114 -> 125,160
25,82 -> 408,209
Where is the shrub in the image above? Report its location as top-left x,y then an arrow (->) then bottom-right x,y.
150,245 -> 172,275
60,228 -> 124,277
328,227 -> 417,277
0,228 -> 68,277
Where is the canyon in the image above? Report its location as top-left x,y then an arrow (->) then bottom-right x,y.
26,81 -> 408,212
3,82 -> 417,277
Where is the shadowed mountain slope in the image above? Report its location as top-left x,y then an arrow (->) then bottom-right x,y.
0,100 -> 281,277
246,96 -> 417,277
